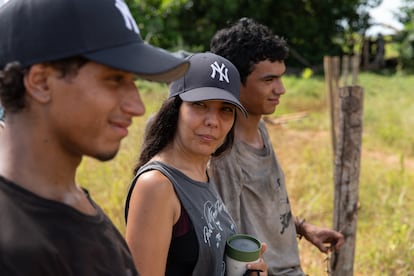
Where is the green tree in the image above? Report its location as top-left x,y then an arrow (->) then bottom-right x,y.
128,0 -> 382,67
395,0 -> 414,72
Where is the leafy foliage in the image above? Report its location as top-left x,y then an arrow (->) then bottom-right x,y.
127,0 -> 382,67
395,0 -> 414,72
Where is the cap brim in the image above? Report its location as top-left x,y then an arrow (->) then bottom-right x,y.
84,41 -> 190,83
179,87 -> 248,117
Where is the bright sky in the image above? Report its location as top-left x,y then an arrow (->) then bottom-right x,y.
366,0 -> 405,36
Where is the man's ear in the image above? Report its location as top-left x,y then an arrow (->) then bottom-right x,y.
23,64 -> 53,103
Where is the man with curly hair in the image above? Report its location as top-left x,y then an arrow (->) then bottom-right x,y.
209,18 -> 344,275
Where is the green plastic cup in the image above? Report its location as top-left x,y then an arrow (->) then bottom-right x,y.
225,234 -> 262,275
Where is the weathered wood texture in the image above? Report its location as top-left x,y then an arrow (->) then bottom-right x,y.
330,86 -> 364,276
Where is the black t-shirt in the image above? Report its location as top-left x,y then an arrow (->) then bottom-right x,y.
0,175 -> 139,276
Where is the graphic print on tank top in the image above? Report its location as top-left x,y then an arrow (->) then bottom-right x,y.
202,199 -> 236,248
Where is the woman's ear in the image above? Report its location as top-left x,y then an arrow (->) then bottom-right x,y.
23,64 -> 52,103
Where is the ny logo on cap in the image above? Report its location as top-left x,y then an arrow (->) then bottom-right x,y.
115,0 -> 140,35
210,61 -> 229,83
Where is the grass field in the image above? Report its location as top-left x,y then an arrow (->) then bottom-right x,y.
77,72 -> 414,275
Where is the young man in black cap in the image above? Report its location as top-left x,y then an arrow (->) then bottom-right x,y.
0,0 -> 188,275
209,18 -> 344,275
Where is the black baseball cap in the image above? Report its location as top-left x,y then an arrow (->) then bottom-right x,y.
169,52 -> 247,117
0,0 -> 189,83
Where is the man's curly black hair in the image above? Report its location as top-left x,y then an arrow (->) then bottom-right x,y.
210,17 -> 289,84
0,57 -> 87,113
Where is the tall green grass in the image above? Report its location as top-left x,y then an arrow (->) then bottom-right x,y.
76,73 -> 413,275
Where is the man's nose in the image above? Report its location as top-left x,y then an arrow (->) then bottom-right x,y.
121,85 -> 145,117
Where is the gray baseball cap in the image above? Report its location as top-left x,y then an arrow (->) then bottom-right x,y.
0,0 -> 189,83
169,52 -> 247,117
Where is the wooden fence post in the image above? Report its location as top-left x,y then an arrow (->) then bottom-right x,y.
351,55 -> 360,86
324,56 -> 340,156
330,86 -> 364,276
341,55 -> 349,87
324,56 -> 363,275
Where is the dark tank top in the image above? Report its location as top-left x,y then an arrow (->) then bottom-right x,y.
125,161 -> 237,276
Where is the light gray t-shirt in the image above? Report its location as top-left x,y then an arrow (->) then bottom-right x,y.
210,120 -> 305,276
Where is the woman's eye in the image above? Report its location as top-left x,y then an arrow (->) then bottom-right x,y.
192,101 -> 206,108
222,106 -> 235,113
